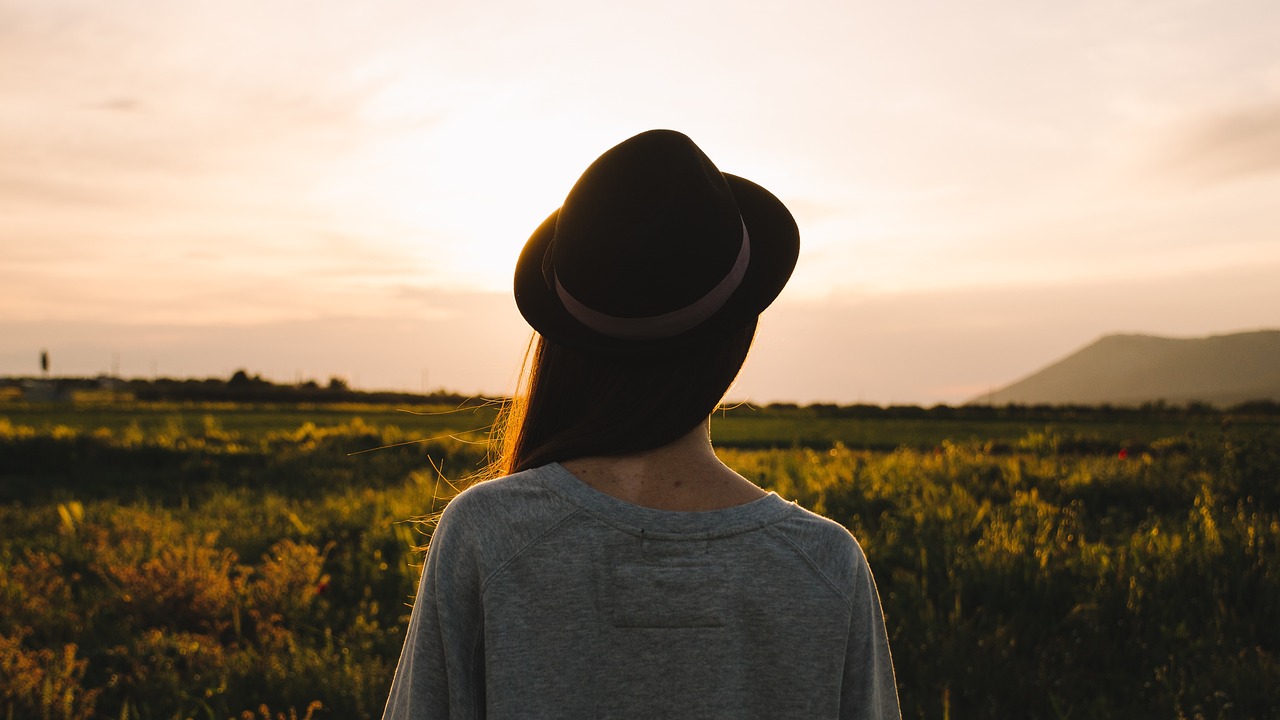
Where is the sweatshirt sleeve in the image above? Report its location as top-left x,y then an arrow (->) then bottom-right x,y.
381,501 -> 485,720
841,545 -> 901,720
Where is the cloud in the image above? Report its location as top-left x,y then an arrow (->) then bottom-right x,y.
1162,97 -> 1280,181
0,1 -> 402,211
89,98 -> 145,113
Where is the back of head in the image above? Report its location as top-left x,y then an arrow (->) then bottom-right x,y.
496,129 -> 798,476
500,322 -> 757,474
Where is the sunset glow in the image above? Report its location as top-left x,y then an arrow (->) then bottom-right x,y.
3,0 -> 1279,403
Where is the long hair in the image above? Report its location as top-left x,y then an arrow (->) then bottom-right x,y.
489,321 -> 757,477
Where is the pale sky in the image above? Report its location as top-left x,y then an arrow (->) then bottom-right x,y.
3,0 -> 1279,404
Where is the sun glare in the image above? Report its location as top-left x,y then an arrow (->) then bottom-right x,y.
317,92 -> 621,293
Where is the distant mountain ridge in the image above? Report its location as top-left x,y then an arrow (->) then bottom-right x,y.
975,330 -> 1280,406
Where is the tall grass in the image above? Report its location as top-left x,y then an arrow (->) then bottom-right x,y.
724,432 -> 1279,719
1,413 -> 480,719
1,407 -> 1277,718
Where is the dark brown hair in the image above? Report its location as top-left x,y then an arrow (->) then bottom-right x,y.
490,321 -> 757,477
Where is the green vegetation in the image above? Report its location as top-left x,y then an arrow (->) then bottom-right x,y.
2,400 -> 1277,719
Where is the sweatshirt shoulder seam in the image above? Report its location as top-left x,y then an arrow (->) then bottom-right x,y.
478,506 -> 584,595
764,524 -> 856,610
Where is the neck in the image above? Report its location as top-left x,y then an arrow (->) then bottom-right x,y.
559,419 -> 767,511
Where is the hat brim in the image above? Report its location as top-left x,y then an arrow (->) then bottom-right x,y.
514,173 -> 799,355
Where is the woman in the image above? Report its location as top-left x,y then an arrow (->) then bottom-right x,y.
382,130 -> 900,719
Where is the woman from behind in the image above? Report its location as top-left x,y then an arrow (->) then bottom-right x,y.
382,129 -> 900,719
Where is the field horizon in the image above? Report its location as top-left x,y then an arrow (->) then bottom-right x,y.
8,362 -> 1280,414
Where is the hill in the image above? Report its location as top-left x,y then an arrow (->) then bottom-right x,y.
976,330 -> 1280,406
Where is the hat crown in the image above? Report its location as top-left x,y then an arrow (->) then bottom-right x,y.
548,130 -> 747,318
513,128 -> 798,354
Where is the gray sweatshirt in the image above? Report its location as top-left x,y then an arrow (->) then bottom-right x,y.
382,462 -> 900,720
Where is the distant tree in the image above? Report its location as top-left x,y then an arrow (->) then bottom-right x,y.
1140,399 -> 1170,413
229,369 -> 253,386
1183,400 -> 1216,416
1232,399 -> 1280,415
809,403 -> 840,417
326,376 -> 349,392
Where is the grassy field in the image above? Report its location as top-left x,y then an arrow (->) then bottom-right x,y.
3,398 -> 1265,452
2,399 -> 1277,719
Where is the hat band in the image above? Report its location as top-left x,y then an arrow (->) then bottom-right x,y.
554,221 -> 751,340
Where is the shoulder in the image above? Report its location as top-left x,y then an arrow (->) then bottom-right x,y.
431,465 -> 582,573
443,464 -> 559,512
768,502 -> 874,604
438,465 -> 579,532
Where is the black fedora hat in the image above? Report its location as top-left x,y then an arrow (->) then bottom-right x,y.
513,129 -> 799,354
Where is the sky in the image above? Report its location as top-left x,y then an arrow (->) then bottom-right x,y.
3,0 -> 1279,405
